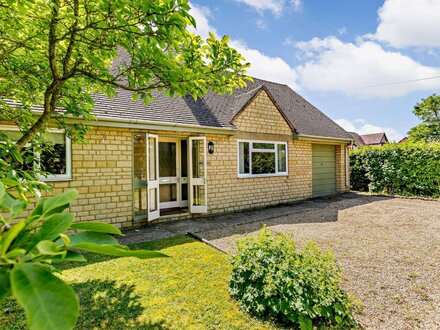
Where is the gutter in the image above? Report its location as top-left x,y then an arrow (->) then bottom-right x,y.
67,115 -> 237,136
296,133 -> 353,144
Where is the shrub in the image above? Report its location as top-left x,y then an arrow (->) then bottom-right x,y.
350,143 -> 440,197
229,228 -> 357,329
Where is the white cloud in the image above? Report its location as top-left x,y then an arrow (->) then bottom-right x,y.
234,0 -> 302,16
335,118 -> 403,142
374,0 -> 440,48
189,3 -> 298,88
231,40 -> 299,88
255,19 -> 267,30
188,4 -> 216,39
295,36 -> 440,98
337,27 -> 347,36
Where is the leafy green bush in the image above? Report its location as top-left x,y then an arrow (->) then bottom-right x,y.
0,184 -> 167,330
229,228 -> 357,329
350,143 -> 440,197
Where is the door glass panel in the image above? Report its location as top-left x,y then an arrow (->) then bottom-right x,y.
149,188 -> 157,212
181,183 -> 188,201
160,184 -> 177,203
148,136 -> 157,181
192,185 -> 205,206
133,134 -> 147,181
159,142 -> 176,177
134,188 -> 147,218
192,140 -> 204,179
181,140 -> 188,177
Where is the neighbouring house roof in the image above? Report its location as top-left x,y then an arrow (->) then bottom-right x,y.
348,132 -> 366,147
90,78 -> 352,140
361,132 -> 388,145
349,132 -> 389,146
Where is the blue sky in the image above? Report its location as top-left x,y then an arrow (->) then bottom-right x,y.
189,0 -> 440,141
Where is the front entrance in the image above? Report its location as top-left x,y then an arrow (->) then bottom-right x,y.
158,138 -> 188,210
132,134 -> 208,222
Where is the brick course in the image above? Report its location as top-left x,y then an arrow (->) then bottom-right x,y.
3,90 -> 349,228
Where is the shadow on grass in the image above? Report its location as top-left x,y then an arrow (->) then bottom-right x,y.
0,280 -> 166,330
58,235 -> 194,271
73,279 -> 165,329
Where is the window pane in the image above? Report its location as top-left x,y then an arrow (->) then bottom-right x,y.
160,183 -> 177,203
133,134 -> 147,181
191,139 -> 204,179
40,143 -> 67,174
134,188 -> 147,218
277,144 -> 287,172
252,142 -> 275,149
149,188 -> 158,212
40,133 -> 66,175
192,185 -> 205,206
159,142 -> 176,177
238,142 -> 250,174
251,152 -> 275,174
148,136 -> 157,181
181,140 -> 188,177
181,183 -> 188,201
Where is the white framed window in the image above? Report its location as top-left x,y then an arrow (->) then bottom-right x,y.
1,125 -> 72,181
237,140 -> 288,178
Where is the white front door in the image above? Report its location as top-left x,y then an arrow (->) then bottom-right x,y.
146,134 -> 160,221
188,137 -> 208,213
132,133 -> 160,221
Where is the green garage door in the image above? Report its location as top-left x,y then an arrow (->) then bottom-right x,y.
312,144 -> 336,197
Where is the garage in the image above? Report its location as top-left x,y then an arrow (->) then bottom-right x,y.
312,144 -> 336,197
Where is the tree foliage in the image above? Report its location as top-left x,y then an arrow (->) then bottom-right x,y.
0,184 -> 167,330
408,94 -> 440,143
0,0 -> 250,150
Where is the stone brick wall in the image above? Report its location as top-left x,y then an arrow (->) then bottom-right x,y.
2,90 -> 349,228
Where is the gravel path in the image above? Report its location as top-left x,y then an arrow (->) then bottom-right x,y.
196,195 -> 440,329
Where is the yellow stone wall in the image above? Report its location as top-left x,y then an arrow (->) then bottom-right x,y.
2,90 -> 349,228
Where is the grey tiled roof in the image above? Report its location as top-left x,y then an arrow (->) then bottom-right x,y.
91,78 -> 352,140
348,132 -> 366,146
360,132 -> 388,145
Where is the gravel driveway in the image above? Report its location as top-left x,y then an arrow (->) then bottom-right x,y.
197,194 -> 440,330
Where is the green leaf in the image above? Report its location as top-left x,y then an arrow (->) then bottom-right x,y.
69,243 -> 168,259
0,267 -> 11,300
299,315 -> 313,330
1,221 -> 26,255
70,221 -> 122,235
36,240 -> 65,257
28,213 -> 74,251
52,251 -> 86,263
68,231 -> 118,246
10,263 -> 79,330
41,189 -> 78,217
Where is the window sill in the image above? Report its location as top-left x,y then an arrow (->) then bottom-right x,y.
39,176 -> 73,182
237,173 -> 288,179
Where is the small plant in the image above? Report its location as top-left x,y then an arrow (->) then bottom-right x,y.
229,227 -> 358,329
0,183 -> 167,330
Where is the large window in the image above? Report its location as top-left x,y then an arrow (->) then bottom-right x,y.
1,126 -> 71,181
238,140 -> 288,178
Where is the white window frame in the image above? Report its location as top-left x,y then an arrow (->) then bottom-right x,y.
0,125 -> 72,182
237,139 -> 288,178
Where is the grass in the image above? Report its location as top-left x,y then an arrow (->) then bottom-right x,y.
0,235 -> 274,330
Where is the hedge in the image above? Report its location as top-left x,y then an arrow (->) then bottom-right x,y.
350,143 -> 440,197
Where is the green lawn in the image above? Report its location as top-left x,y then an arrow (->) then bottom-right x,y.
0,235 -> 274,330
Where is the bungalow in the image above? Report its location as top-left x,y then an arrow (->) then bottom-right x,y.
2,78 -> 352,228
